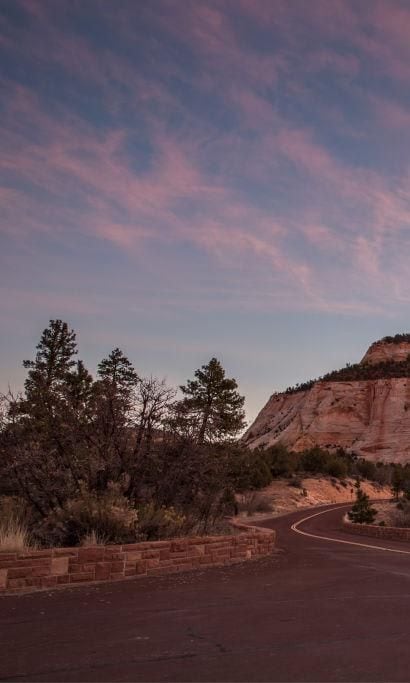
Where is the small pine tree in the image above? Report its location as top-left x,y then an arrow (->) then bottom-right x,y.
348,481 -> 377,524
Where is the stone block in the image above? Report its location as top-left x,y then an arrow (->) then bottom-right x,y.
141,550 -> 160,559
7,578 -> 27,589
0,569 -> 7,588
95,563 -> 111,581
109,561 -> 125,572
31,566 -> 51,577
70,572 -> 94,583
78,547 -> 105,562
53,548 -> 78,558
40,576 -> 58,588
51,556 -> 69,576
136,560 -> 147,575
125,551 -> 142,561
7,567 -> 32,579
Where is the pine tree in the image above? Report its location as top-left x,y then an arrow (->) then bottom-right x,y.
178,358 -> 246,444
97,348 -> 139,398
23,319 -> 77,404
348,481 -> 377,524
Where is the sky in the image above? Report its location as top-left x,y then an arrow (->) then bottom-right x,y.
2,0 -> 410,425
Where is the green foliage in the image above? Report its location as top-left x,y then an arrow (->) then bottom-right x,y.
0,319 -> 402,549
23,319 -> 77,397
136,503 -> 186,540
177,357 -> 246,444
97,348 -> 139,398
229,447 -> 272,492
285,355 -> 410,394
380,334 -> 410,344
300,447 -> 329,474
34,484 -> 138,547
356,459 -> 377,481
348,482 -> 377,524
262,444 -> 300,477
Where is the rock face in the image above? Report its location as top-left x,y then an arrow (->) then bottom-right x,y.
361,340 -> 410,365
245,339 -> 410,464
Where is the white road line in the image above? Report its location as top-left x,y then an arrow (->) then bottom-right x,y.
291,505 -> 410,556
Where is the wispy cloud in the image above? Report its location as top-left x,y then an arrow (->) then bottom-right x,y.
2,0 -> 410,333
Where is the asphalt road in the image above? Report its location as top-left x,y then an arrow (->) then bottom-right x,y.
1,504 -> 410,682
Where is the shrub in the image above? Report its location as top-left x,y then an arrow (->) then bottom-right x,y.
136,503 -> 186,540
81,529 -> 108,546
238,493 -> 273,516
391,500 -> 410,528
34,484 -> 138,547
263,444 -> 300,477
288,477 -> 303,488
300,447 -> 329,474
327,458 -> 348,479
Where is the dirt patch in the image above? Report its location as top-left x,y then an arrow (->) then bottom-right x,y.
373,500 -> 410,527
237,477 -> 391,523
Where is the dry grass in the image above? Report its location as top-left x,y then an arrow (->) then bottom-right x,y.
81,529 -> 108,546
0,517 -> 34,552
237,492 -> 273,517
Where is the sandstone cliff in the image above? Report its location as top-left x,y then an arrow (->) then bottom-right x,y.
245,338 -> 410,464
361,338 -> 410,365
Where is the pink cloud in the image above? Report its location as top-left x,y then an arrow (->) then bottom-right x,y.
3,1 -> 410,321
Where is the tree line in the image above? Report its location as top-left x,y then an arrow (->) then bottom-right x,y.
0,320 -> 248,545
0,320 -> 406,547
285,356 -> 410,395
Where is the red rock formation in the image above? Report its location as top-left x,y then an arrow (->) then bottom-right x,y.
245,340 -> 410,463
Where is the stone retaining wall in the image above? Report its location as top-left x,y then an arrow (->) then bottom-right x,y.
0,523 -> 275,594
342,519 -> 410,542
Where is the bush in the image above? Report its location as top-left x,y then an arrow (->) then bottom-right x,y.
262,444 -> 300,477
34,484 -> 138,547
288,477 -> 303,488
327,458 -> 348,479
0,496 -> 35,552
348,484 -> 377,524
230,449 -> 272,491
136,503 -> 186,540
391,500 -> 410,528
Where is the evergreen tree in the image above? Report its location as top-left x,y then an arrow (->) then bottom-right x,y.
348,481 -> 377,524
97,348 -> 139,399
391,467 -> 404,501
23,319 -> 77,406
178,357 -> 246,444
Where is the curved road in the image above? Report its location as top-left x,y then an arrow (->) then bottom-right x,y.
1,504 -> 410,682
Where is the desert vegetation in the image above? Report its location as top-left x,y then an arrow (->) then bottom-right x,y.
0,320 -> 255,547
0,320 -> 407,549
284,356 -> 410,394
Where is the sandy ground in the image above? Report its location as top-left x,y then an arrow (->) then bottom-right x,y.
372,499 -> 410,527
236,476 -> 391,523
